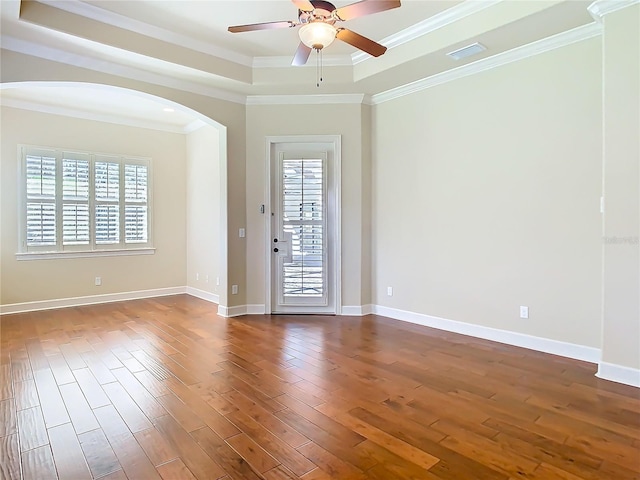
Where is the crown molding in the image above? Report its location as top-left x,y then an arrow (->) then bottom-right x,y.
0,96 -> 191,133
36,0 -> 254,67
246,94 -> 367,106
352,0 -> 503,64
588,0 -> 640,21
371,22 -> 602,105
1,35 -> 248,105
253,54 -> 353,68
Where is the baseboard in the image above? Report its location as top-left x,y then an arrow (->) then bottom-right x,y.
342,304 -> 373,316
246,304 -> 266,315
185,287 -> 219,305
217,304 -> 247,318
597,362 -> 640,388
0,287 -> 187,315
372,305 -> 601,364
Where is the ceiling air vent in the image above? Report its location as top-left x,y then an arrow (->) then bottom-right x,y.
446,42 -> 486,60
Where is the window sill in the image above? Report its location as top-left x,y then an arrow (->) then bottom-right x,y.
15,248 -> 156,261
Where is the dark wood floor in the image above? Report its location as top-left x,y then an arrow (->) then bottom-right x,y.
0,295 -> 638,479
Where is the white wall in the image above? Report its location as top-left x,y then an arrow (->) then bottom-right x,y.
0,106 -> 187,305
372,37 -> 603,349
600,4 -> 640,378
186,125 -> 221,299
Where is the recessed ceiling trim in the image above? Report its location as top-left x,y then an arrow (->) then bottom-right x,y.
0,97 -> 187,134
253,54 -> 353,69
1,35 -> 247,105
372,22 -> 602,105
36,0 -> 254,67
246,94 -> 366,106
588,0 -> 640,21
352,0 -> 503,64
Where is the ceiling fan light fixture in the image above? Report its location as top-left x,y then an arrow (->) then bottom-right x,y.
299,22 -> 337,50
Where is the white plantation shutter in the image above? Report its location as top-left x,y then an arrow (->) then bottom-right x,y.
94,157 -> 121,245
124,163 -> 148,243
62,156 -> 90,245
25,153 -> 57,246
19,146 -> 152,255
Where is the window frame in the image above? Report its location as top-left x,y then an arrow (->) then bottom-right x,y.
17,145 -> 154,260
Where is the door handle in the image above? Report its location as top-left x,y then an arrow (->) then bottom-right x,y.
273,247 -> 279,252
273,238 -> 278,243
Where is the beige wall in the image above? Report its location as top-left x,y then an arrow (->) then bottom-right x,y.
245,103 -> 371,309
186,125 -> 221,296
372,37 -> 603,348
0,50 -> 247,309
601,5 -> 640,371
0,106 -> 187,304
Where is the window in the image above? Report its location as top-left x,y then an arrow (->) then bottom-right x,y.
19,145 -> 153,258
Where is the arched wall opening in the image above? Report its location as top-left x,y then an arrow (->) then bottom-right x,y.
0,81 -> 229,313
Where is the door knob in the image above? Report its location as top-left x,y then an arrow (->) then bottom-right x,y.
273,247 -> 279,252
273,238 -> 278,243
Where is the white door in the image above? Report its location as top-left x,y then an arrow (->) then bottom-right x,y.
269,140 -> 339,314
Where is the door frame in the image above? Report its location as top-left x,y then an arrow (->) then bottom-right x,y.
264,135 -> 342,315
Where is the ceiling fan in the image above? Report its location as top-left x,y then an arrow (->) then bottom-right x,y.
228,0 -> 401,66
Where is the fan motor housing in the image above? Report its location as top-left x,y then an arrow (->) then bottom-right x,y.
299,0 -> 336,24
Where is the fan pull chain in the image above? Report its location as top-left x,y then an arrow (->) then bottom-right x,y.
316,48 -> 324,88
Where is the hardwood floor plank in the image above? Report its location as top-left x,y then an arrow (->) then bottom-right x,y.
94,404 -> 161,480
58,343 -> 87,370
296,441 -> 367,480
223,390 -> 309,448
0,364 -> 13,401
226,433 -> 280,474
21,444 -> 57,480
153,415 -> 227,480
33,369 -> 70,429
13,379 -> 40,411
226,410 -> 315,476
17,406 -> 48,452
0,398 -> 17,438
156,392 -> 206,433
111,367 -> 166,419
48,422 -> 92,479
190,425 -> 264,480
103,381 -> 153,433
78,428 -> 122,479
133,427 -> 178,466
25,339 -> 50,372
2,296 -> 639,480
73,367 -> 110,409
157,458 -> 198,480
58,382 -> 100,434
0,434 -> 21,480
46,353 -> 76,386
81,352 -> 117,384
164,378 -> 239,438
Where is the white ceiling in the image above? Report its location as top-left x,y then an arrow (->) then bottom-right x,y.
0,0 -> 597,130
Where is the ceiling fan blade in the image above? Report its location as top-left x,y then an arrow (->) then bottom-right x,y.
292,42 -> 313,66
334,0 -> 401,21
336,28 -> 387,57
291,0 -> 315,11
228,21 -> 295,33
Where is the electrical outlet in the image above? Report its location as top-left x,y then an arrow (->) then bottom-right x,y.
216,277 -> 220,286
239,228 -> 245,238
232,285 -> 238,295
205,275 -> 209,283
196,273 -> 199,281
95,276 -> 102,286
520,306 -> 529,319
387,286 -> 393,296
